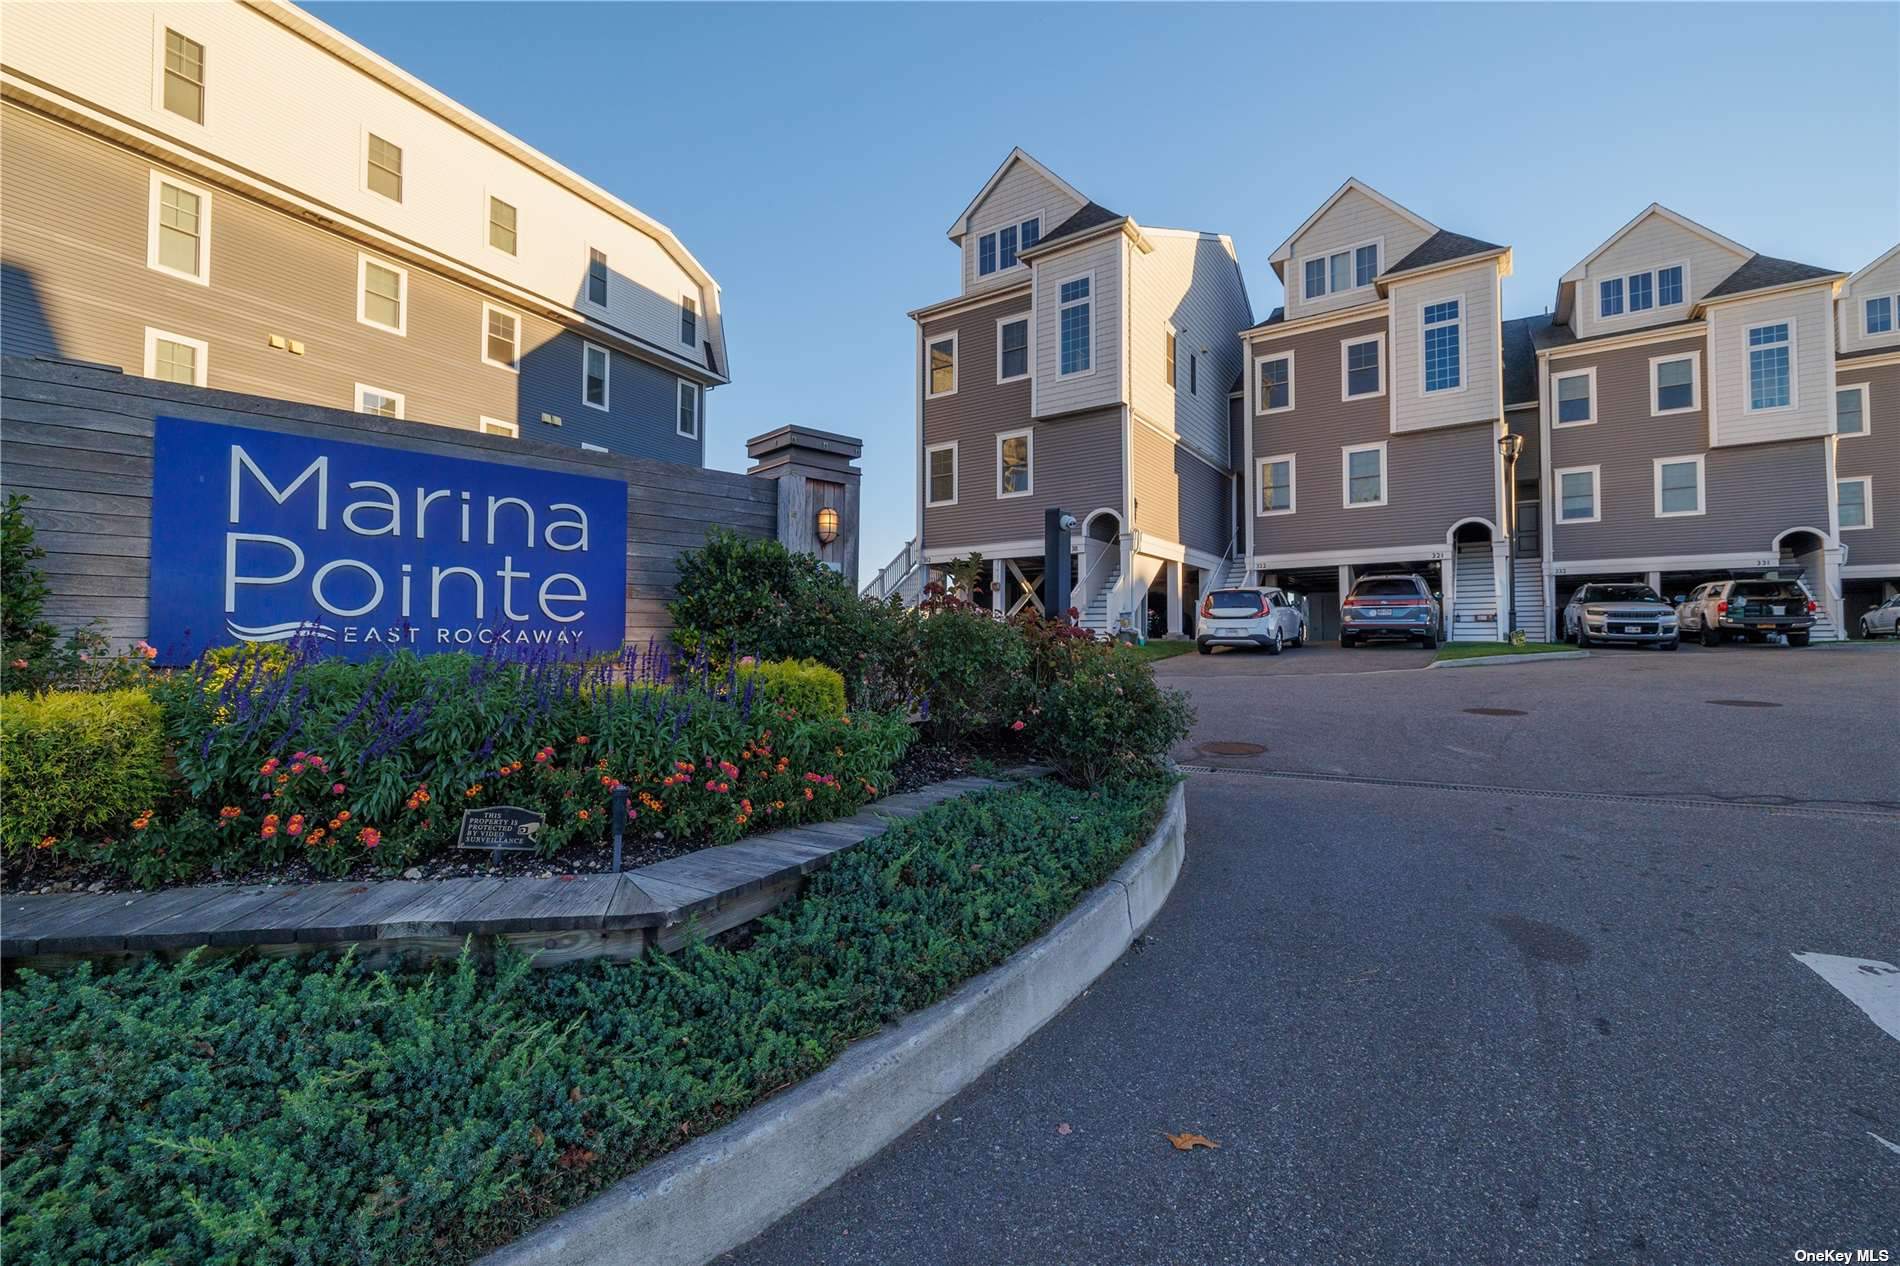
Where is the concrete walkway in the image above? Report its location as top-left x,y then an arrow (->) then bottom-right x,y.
722,653 -> 1900,1264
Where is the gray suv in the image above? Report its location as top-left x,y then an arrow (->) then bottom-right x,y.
1563,583 -> 1680,649
1340,574 -> 1442,649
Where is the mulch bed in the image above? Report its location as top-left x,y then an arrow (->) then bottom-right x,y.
1,742 -> 1005,897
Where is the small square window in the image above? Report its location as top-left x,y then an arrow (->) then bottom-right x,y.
144,328 -> 206,386
1343,336 -> 1382,398
1655,456 -> 1703,517
1555,371 -> 1593,425
480,417 -> 519,438
1653,356 -> 1696,414
483,304 -> 519,372
1867,296 -> 1895,336
1343,443 -> 1385,508
1259,354 -> 1292,412
357,255 -> 406,334
488,197 -> 517,254
1557,467 -> 1599,523
367,134 -> 403,202
1837,477 -> 1871,530
1836,385 -> 1867,437
162,29 -> 205,123
1258,454 -> 1294,515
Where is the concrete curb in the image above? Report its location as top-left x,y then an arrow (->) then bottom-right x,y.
477,781 -> 1188,1266
1427,650 -> 1590,669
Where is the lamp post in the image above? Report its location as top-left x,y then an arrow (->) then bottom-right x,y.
1498,432 -> 1525,637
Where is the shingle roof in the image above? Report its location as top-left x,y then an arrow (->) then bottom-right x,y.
1383,230 -> 1506,278
1241,306 -> 1285,336
1532,314 -> 1703,353
1702,253 -> 1841,299
1839,344 -> 1900,361
1023,201 -> 1125,253
1501,314 -> 1550,406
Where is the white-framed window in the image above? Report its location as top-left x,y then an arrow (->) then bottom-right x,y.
356,253 -> 407,335
1340,333 -> 1385,400
1257,452 -> 1295,516
1837,476 -> 1871,530
488,196 -> 517,255
160,27 -> 206,124
977,215 -> 1041,276
1599,277 -> 1624,318
1653,454 -> 1705,518
1649,353 -> 1699,416
676,379 -> 700,439
1257,351 -> 1293,414
1656,264 -> 1685,308
1341,441 -> 1387,508
925,441 -> 958,507
680,294 -> 698,347
146,170 -> 212,285
480,416 -> 519,438
353,383 -> 404,419
1058,273 -> 1093,376
582,341 -> 610,411
1556,464 -> 1601,524
1165,328 -> 1177,388
1864,295 -> 1896,337
997,427 -> 1033,498
926,330 -> 958,398
142,327 -> 206,386
1745,321 -> 1794,412
586,248 -> 609,307
481,302 -> 520,372
1421,297 -> 1463,393
997,316 -> 1030,383
1836,383 -> 1869,438
365,132 -> 403,202
1552,366 -> 1595,426
1299,240 -> 1380,301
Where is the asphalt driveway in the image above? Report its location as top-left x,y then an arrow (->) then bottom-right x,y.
727,649 -> 1899,1265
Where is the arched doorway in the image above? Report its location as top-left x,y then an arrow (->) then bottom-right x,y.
1447,518 -> 1501,642
1773,526 -> 1837,636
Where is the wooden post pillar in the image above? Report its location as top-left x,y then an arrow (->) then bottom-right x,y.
745,426 -> 864,589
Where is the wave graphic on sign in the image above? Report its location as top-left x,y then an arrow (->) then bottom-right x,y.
225,620 -> 338,643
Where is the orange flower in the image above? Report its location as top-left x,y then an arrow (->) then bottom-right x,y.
465,785 -> 483,798
360,827 -> 382,848
577,809 -> 591,821
36,834 -> 57,850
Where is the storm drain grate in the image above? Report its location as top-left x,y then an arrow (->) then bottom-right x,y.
1176,764 -> 1900,821
1462,707 -> 1527,717
1198,741 -> 1267,756
1706,699 -> 1782,708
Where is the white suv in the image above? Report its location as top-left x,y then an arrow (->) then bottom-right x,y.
1197,587 -> 1306,656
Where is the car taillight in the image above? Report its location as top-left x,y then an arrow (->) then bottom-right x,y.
1807,599 -> 1817,613
1200,596 -> 1213,617
1716,600 -> 1728,614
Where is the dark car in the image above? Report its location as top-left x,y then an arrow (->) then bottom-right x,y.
1340,573 -> 1442,649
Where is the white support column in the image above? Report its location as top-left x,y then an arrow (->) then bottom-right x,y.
1442,549 -> 1458,640
1165,561 -> 1184,637
1338,564 -> 1353,596
1494,540 -> 1512,640
1117,535 -> 1134,635
1646,570 -> 1663,596
992,558 -> 1005,617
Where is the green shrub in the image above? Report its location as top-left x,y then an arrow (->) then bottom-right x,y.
0,689 -> 168,856
0,775 -> 1169,1266
915,605 -> 1031,741
668,529 -> 920,709
738,657 -> 846,719
1030,645 -> 1194,785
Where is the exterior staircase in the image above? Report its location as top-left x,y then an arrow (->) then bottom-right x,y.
1451,542 -> 1499,641
1076,563 -> 1122,636
1510,555 -> 1548,640
864,538 -> 923,605
1215,554 -> 1252,590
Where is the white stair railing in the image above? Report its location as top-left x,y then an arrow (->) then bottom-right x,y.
865,538 -> 919,602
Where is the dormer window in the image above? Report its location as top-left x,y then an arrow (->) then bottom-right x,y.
1600,264 -> 1687,320
1301,241 -> 1379,301
977,216 -> 1042,276
1867,295 -> 1896,336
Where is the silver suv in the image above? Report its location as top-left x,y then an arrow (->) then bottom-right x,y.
1196,587 -> 1306,655
1563,583 -> 1679,649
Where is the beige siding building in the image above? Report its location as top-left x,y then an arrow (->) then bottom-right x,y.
1,0 -> 727,462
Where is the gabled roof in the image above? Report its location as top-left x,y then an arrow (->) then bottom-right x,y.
1382,230 -> 1507,279
1702,253 -> 1844,301
1023,201 -> 1125,252
1558,204 -> 1749,284
1846,241 -> 1900,288
1268,178 -> 1437,267
946,147 -> 1088,242
1501,314 -> 1551,406
1240,306 -> 1286,336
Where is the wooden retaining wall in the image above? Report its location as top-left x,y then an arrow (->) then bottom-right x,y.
0,354 -> 779,650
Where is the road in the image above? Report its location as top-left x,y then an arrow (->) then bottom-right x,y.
726,648 -> 1899,1265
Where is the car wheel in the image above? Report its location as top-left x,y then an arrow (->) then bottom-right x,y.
1700,622 -> 1720,648
1265,630 -> 1283,656
1575,624 -> 1592,648
1197,643 -> 1211,656
1340,633 -> 1355,649
1788,632 -> 1810,648
1420,629 -> 1438,651
1860,619 -> 1873,640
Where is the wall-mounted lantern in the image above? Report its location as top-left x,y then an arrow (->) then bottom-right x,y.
815,505 -> 840,546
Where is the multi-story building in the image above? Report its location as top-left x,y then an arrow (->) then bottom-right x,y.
1,0 -> 726,462
1834,243 -> 1900,633
1530,205 -> 1851,637
902,149 -> 1252,636
1242,180 -> 1517,643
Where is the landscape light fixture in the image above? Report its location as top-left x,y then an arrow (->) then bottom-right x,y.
815,505 -> 840,545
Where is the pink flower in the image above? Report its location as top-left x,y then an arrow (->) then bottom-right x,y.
134,640 -> 157,660
360,827 -> 382,848
1011,720 -> 1025,732
332,783 -> 346,795
9,658 -> 27,670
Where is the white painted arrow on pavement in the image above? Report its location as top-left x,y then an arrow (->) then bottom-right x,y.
1792,952 -> 1900,1043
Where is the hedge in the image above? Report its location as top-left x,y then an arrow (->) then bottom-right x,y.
0,689 -> 168,854
736,656 -> 846,720
0,774 -> 1172,1266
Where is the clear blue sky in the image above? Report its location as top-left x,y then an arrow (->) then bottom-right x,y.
311,2 -> 1899,577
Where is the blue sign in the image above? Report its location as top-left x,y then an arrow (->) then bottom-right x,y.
149,416 -> 627,660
